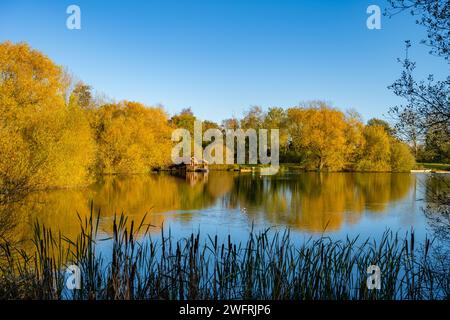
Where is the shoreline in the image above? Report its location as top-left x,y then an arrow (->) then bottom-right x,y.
411,169 -> 450,174
159,163 -> 450,174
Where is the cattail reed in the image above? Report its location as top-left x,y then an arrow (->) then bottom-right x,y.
0,204 -> 449,300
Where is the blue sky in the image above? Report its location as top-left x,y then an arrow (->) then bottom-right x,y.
0,0 -> 445,123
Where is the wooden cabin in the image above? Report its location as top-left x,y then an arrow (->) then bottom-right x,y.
170,157 -> 209,172
187,157 -> 209,172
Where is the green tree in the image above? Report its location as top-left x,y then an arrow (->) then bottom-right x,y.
240,106 -> 264,129
420,126 -> 450,163
263,107 -> 289,152
170,108 -> 196,135
70,82 -> 93,110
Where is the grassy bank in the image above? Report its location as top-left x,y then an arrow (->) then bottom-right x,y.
0,208 -> 449,300
416,163 -> 450,172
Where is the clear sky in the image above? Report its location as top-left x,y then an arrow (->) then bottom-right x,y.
0,0 -> 445,123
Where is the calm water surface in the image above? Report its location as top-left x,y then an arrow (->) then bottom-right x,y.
12,171 -> 447,245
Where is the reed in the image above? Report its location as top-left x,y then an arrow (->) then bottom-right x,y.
0,205 -> 449,300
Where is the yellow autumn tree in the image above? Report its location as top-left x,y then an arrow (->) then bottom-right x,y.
0,42 -> 95,200
95,101 -> 172,174
287,104 -> 348,171
344,110 -> 365,170
357,125 -> 391,171
390,139 -> 416,172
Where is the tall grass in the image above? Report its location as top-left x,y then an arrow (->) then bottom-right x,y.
0,205 -> 449,300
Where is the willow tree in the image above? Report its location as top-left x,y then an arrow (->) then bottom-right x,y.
357,125 -> 391,172
390,139 -> 416,172
287,103 -> 348,171
0,42 -> 95,202
94,101 -> 172,174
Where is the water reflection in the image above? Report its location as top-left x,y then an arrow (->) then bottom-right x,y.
3,171 -> 421,242
224,172 -> 414,231
423,175 -> 450,242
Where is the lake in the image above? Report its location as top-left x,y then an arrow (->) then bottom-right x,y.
9,171 -> 448,245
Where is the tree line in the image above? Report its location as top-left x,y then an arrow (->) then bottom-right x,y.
0,42 -> 174,205
171,104 -> 416,172
0,41 -> 419,205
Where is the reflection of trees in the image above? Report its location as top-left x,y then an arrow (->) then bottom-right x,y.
0,205 -> 16,240
423,175 -> 450,242
353,173 -> 413,212
8,173 -> 233,241
225,172 -> 414,232
206,172 -> 234,198
5,172 -> 415,241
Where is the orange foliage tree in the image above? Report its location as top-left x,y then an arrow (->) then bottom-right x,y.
94,101 -> 172,174
0,42 -> 95,201
287,103 -> 349,171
